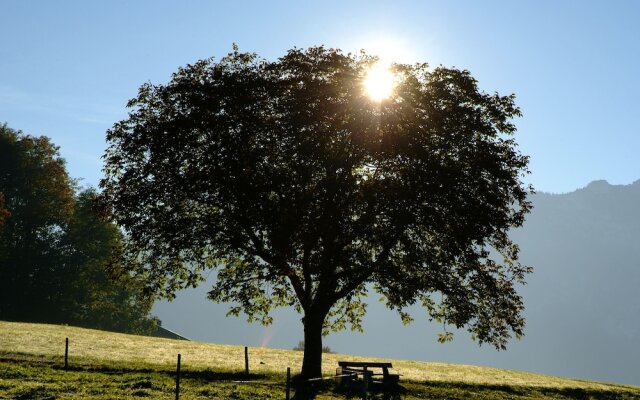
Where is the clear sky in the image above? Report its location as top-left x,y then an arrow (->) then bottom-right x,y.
1,0 -> 639,193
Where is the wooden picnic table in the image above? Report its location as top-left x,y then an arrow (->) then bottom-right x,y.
336,361 -> 400,391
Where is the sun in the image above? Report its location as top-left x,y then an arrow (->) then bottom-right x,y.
364,62 -> 396,102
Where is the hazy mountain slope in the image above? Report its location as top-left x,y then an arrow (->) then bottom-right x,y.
506,179 -> 640,385
153,179 -> 640,386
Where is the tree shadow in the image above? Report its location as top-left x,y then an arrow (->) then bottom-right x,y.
419,380 -> 526,395
411,381 -> 636,400
332,384 -> 406,400
175,369 -> 267,382
540,387 -> 633,400
289,377 -> 406,400
50,361 -> 268,383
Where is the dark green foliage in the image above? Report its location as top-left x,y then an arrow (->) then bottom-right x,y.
0,193 -> 10,231
100,46 -> 532,377
0,123 -> 157,334
0,123 -> 75,322
61,189 -> 158,334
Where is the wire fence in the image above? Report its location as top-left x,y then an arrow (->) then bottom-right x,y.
60,337 -> 395,400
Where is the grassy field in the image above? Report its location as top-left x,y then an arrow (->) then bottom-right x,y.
1,321 -> 639,399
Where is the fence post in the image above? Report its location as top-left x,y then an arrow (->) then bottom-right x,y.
244,346 -> 249,377
64,338 -> 69,370
363,366 -> 368,400
285,367 -> 291,400
175,353 -> 181,400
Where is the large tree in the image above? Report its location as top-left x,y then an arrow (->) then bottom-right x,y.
100,46 -> 532,379
0,124 -> 157,333
0,123 -> 75,321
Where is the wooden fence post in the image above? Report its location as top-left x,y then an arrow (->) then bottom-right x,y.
285,367 -> 291,400
64,338 -> 69,370
244,346 -> 249,377
175,354 -> 181,400
363,366 -> 368,400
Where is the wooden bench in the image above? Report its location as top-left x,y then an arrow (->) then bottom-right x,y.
336,361 -> 400,392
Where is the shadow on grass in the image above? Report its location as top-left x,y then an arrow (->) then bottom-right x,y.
287,375 -> 406,400
540,387 -> 637,400
56,364 -> 269,383
331,385 -> 406,400
2,354 -> 637,400
177,369 -> 267,382
410,380 -> 637,400
2,354 -> 269,383
418,380 -> 528,395
11,387 -> 55,400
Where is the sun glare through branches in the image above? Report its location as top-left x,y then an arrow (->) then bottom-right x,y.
364,62 -> 397,102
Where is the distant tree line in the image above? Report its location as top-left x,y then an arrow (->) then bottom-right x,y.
0,123 -> 157,334
293,341 -> 333,354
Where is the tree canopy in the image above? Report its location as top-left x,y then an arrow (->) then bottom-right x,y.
0,123 -> 157,334
100,46 -> 532,378
0,193 -> 10,231
0,123 -> 75,321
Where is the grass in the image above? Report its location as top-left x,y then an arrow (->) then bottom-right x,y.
1,320 -> 639,399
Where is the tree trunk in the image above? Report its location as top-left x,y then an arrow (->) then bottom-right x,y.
300,313 -> 325,380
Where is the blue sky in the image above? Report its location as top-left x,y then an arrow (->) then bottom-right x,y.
1,0 -> 639,193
